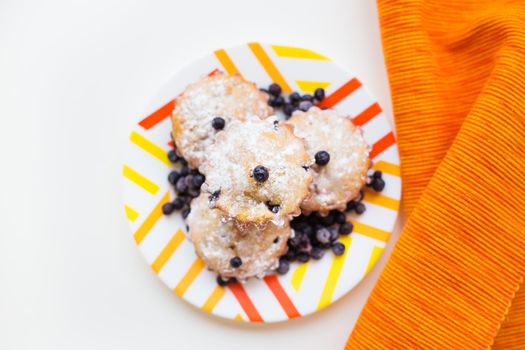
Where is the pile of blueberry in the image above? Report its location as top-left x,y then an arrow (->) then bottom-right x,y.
261,83 -> 326,117
275,192 -> 367,275
161,145 -> 205,219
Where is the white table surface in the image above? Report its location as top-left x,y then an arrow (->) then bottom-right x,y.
0,1 -> 402,349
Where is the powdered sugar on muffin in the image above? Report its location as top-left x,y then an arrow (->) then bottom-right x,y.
171,72 -> 272,169
286,107 -> 370,213
201,116 -> 312,226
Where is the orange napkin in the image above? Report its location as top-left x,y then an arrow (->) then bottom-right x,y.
346,1 -> 525,348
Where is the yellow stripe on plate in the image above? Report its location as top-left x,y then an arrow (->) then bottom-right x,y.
130,131 -> 171,167
295,80 -> 331,94
365,245 -> 384,274
247,42 -> 292,93
214,49 -> 241,76
373,160 -> 401,177
151,229 -> 185,273
133,192 -> 170,244
317,236 -> 352,310
234,313 -> 244,321
363,188 -> 400,211
291,262 -> 309,292
174,258 -> 206,296
201,285 -> 226,313
124,205 -> 139,222
123,164 -> 160,195
351,221 -> 390,242
271,45 -> 331,61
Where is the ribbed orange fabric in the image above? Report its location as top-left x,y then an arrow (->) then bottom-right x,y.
346,1 -> 525,349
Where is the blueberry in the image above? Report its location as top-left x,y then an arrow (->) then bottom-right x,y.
168,171 -> 180,185
288,233 -> 303,248
230,256 -> 242,268
273,95 -> 285,107
179,158 -> 188,167
268,83 -> 282,97
373,170 -> 383,179
345,201 -> 356,211
284,250 -> 296,261
167,150 -> 178,163
355,202 -> 366,215
209,190 -> 220,202
311,247 -> 325,260
299,239 -> 312,254
299,100 -> 313,112
297,252 -> 310,263
175,177 -> 187,193
316,228 -> 331,245
339,222 -> 353,235
211,117 -> 225,130
302,224 -> 314,238
283,103 -> 296,117
277,258 -> 290,274
332,242 -> 345,256
308,212 -> 323,225
172,197 -> 184,210
334,211 -> 347,225
182,207 -> 191,219
192,174 -> 205,187
314,88 -> 325,101
301,94 -> 314,102
184,175 -> 194,188
179,195 -> 192,205
162,202 -> 175,215
179,166 -> 190,176
321,212 -> 335,226
217,275 -> 232,286
315,151 -> 330,166
329,227 -> 340,242
266,202 -> 280,213
289,92 -> 301,105
187,187 -> 200,198
253,165 -> 269,182
372,178 -> 385,192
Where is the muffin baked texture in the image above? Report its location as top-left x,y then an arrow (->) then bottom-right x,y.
171,72 -> 273,169
286,107 -> 370,213
186,194 -> 291,281
201,116 -> 312,226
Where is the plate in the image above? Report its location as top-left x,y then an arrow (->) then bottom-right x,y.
122,43 -> 401,323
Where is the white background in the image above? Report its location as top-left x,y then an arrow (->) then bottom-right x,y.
0,1 -> 402,349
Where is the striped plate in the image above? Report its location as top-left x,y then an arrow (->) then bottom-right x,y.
122,43 -> 401,323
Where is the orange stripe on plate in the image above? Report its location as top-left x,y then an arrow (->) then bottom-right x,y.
133,192 -> 170,244
139,100 -> 175,130
363,188 -> 400,211
174,258 -> 206,296
370,131 -> 396,159
350,220 -> 390,242
207,68 -> 219,76
247,42 -> 292,93
214,49 -> 241,76
201,285 -> 226,313
352,102 -> 382,126
229,282 -> 264,322
318,78 -> 362,108
151,229 -> 185,273
264,275 -> 301,319
373,160 -> 401,177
